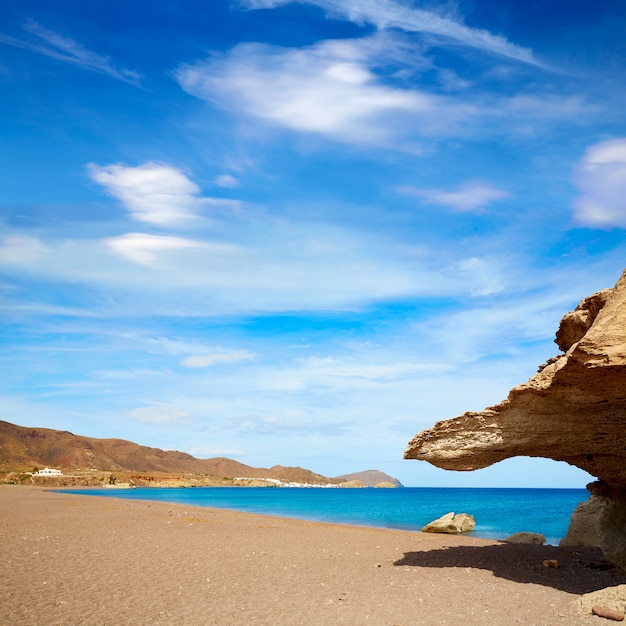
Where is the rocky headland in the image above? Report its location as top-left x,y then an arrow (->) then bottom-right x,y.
405,269 -> 626,570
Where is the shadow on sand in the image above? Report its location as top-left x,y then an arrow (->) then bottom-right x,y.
394,542 -> 626,594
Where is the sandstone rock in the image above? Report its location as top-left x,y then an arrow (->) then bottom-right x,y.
504,532 -> 546,545
422,512 -> 475,534
405,269 -> 626,569
560,495 -> 608,548
554,289 -> 611,351
591,605 -> 625,621
581,585 -> 626,614
595,489 -> 626,570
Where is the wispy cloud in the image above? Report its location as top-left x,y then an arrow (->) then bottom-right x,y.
236,414 -> 352,436
571,137 -> 626,228
236,0 -> 539,66
0,235 -> 48,264
214,174 -> 242,188
129,405 -> 191,424
0,20 -> 142,86
175,36 -> 472,146
175,32 -> 585,148
0,220 -> 510,317
2,144 -> 610,321
141,336 -> 253,358
301,356 -> 449,382
105,233 -> 213,266
398,181 -> 510,213
181,350 -> 257,368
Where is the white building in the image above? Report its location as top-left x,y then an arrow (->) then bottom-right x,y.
35,467 -> 63,476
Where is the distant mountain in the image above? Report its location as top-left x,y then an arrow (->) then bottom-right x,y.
1,420 -> 396,487
333,469 -> 403,487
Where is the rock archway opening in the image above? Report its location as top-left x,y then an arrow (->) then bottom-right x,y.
404,269 -> 626,568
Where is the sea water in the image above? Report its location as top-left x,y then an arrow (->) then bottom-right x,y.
60,487 -> 587,545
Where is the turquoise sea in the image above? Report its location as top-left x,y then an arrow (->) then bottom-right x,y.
61,487 -> 587,546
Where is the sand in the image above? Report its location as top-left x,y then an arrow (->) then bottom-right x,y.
2,486 -> 625,625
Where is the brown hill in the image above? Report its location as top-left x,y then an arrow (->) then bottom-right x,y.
333,469 -> 403,487
0,420 -> 342,485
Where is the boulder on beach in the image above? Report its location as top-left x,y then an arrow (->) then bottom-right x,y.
560,495 -> 606,548
422,512 -> 475,534
504,532 -> 546,545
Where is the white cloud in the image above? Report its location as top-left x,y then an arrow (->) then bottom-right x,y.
0,20 -> 141,86
503,94 -> 590,118
454,257 -> 506,296
181,350 -> 257,368
236,414 -> 352,436
236,0 -> 538,66
129,405 -> 191,424
175,36 -> 475,146
214,174 -> 242,188
97,368 -> 171,381
399,181 -> 509,212
6,153 -> 587,318
302,356 -> 449,381
105,233 -> 212,266
0,224 -> 420,314
175,33 -> 582,147
0,235 -> 48,265
141,337 -> 234,356
571,137 -> 626,228
0,214 -> 537,317
88,162 -> 211,227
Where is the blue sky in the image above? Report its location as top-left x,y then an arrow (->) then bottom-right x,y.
1,0 -> 625,487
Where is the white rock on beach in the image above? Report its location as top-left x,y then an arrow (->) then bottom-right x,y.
422,512 -> 475,534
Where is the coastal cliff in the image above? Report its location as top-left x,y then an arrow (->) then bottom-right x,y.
405,269 -> 626,569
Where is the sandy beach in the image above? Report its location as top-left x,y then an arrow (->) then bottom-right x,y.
2,487 -> 625,625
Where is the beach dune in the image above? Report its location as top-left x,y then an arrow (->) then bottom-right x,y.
2,487 -> 624,625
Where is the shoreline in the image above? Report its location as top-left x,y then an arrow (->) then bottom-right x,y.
2,485 -> 625,625
53,483 -> 586,546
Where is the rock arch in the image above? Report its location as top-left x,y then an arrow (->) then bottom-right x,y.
405,269 -> 626,568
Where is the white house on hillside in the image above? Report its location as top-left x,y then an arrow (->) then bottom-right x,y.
35,467 -> 63,476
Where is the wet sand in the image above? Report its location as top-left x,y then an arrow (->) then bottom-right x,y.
2,486 -> 624,625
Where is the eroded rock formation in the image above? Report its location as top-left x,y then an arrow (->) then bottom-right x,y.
404,269 -> 626,568
422,512 -> 476,534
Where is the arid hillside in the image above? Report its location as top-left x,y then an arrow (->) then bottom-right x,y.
0,420 -> 342,485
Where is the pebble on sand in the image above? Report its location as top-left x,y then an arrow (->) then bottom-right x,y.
591,605 -> 625,621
